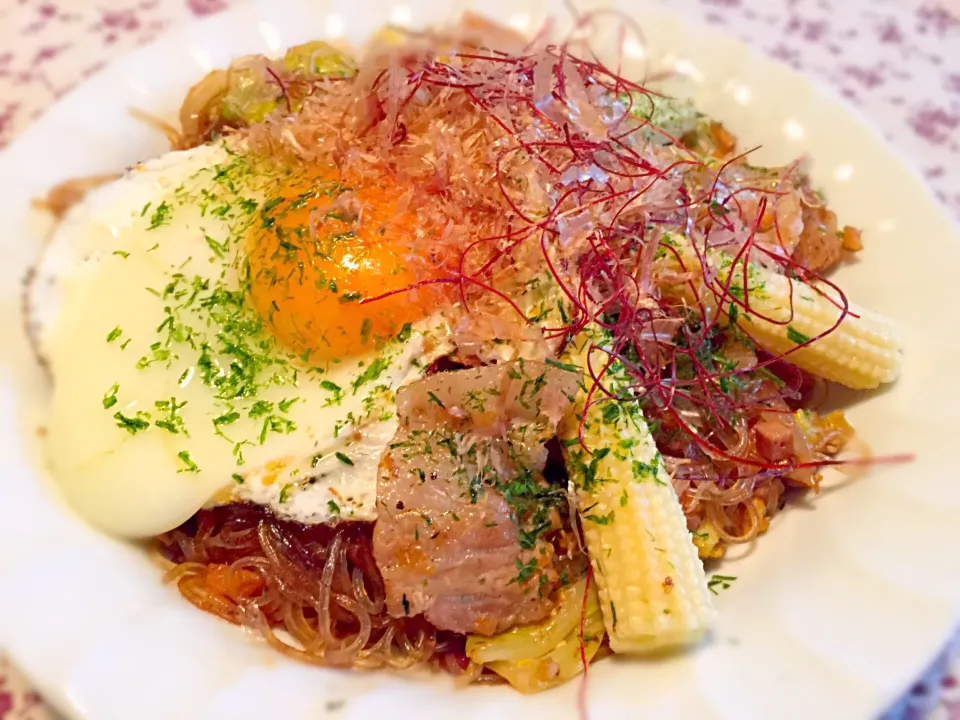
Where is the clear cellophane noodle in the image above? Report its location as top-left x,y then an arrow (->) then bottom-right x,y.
660,366 -> 857,547
155,504 -> 474,675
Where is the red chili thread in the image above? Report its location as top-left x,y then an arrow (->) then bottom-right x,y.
343,17 -> 899,517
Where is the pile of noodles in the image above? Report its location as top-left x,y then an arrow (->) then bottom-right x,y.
156,17 -> 862,671
156,504 -> 478,678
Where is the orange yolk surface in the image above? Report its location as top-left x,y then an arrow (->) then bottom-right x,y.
248,170 -> 438,362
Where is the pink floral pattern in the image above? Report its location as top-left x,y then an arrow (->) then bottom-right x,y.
0,0 -> 957,718
0,657 -> 57,720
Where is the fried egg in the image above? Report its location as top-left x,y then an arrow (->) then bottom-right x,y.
33,142 -> 450,538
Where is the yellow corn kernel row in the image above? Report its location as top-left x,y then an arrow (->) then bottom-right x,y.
660,244 -> 903,390
559,327 -> 715,654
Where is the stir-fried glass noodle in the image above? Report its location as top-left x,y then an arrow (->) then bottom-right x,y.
157,505 -> 477,676
33,11 -> 904,694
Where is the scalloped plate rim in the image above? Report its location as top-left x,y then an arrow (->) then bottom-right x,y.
0,1 -> 958,719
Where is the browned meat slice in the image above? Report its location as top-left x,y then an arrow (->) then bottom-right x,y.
373,360 -> 579,636
792,205 -> 843,274
753,416 -> 795,463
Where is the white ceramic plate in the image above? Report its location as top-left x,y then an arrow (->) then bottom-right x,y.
1,1 -> 958,718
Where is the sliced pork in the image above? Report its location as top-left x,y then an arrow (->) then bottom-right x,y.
373,361 -> 579,636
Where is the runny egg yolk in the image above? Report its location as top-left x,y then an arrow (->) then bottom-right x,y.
248,170 -> 438,361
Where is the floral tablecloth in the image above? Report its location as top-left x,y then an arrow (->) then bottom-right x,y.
0,0 -> 958,717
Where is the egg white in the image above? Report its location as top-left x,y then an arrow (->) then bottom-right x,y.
38,143 -> 447,538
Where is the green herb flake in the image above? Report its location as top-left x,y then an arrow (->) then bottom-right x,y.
351,357 -> 389,394
334,452 -> 354,466
148,201 -> 171,230
545,357 -> 580,373
261,196 -> 283,215
135,342 -> 171,370
426,391 -> 445,409
248,400 -> 274,418
106,326 -> 123,343
232,473 -> 245,485
508,557 -> 538,586
707,574 -> 737,595
176,450 -> 199,473
601,402 -> 620,424
213,411 -> 240,426
320,380 -> 344,406
756,366 -> 786,387
632,458 -> 659,482
278,483 -> 294,503
232,440 -> 250,466
102,383 -> 120,409
278,397 -> 299,413
204,234 -> 228,258
585,511 -> 615,526
257,414 -> 296,444
327,500 -> 341,515
786,326 -> 810,345
114,410 -> 150,434
154,397 -> 188,436
727,302 -> 739,323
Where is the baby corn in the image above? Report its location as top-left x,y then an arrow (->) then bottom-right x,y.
560,328 -> 715,654
662,244 -> 903,390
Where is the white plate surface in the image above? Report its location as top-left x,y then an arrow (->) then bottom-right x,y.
0,1 -> 958,718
